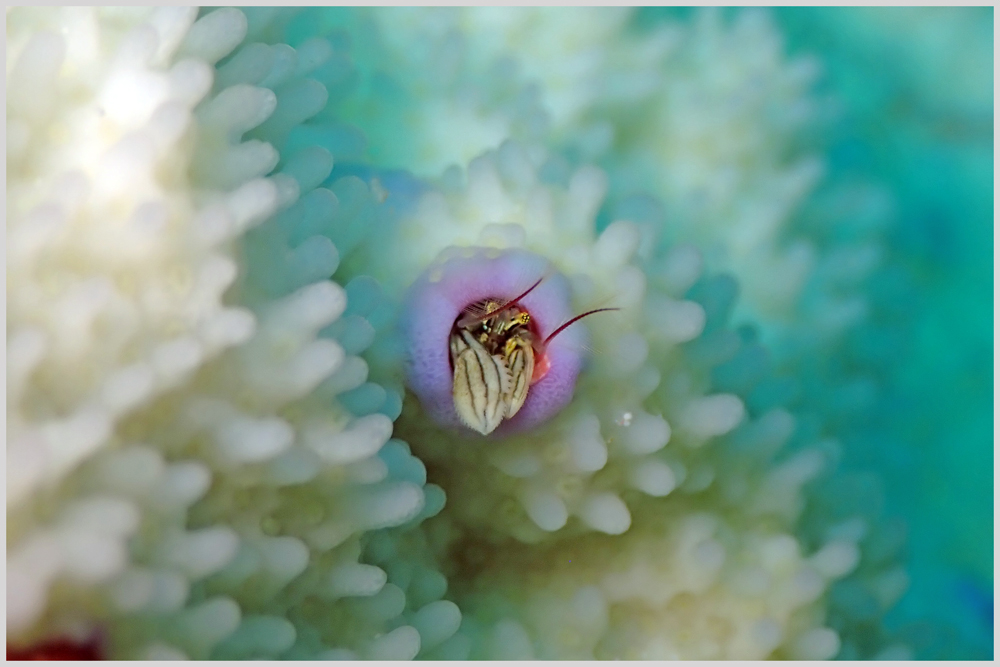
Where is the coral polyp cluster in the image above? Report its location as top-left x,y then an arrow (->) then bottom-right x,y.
382,143 -> 857,660
7,5 -> 990,662
7,8 -> 444,659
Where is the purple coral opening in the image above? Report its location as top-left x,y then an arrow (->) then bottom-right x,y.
403,248 -> 587,436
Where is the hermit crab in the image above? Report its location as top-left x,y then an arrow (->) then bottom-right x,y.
404,248 -> 614,436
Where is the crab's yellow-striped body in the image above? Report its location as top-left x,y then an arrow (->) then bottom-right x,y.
449,299 -> 536,435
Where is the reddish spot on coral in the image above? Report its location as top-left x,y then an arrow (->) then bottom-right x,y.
7,636 -> 102,661
531,350 -> 552,384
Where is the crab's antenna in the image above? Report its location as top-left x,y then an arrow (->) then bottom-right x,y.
543,308 -> 619,345
501,275 -> 547,309
456,275 -> 546,329
455,299 -> 498,327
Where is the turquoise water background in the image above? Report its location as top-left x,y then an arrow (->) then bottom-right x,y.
640,7 -> 993,658
778,9 -> 992,659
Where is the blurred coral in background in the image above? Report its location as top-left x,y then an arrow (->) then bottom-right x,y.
6,7 -> 992,660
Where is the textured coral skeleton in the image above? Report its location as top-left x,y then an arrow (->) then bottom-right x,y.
7,5 -> 984,661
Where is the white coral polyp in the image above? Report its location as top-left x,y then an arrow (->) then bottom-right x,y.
8,4 -> 251,639
380,142 -> 719,538
8,7 -> 260,504
7,7 -> 446,659
377,141 -> 854,658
